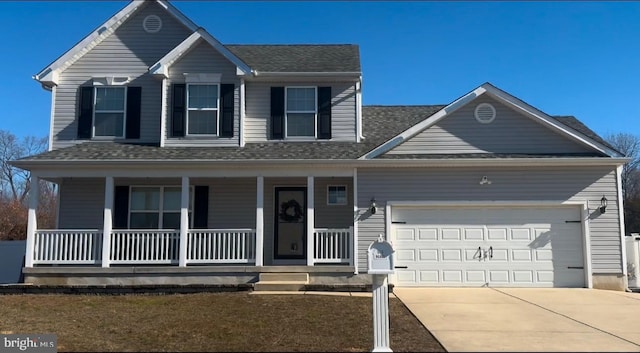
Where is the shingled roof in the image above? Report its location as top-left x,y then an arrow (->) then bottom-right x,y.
226,45 -> 361,73
16,106 -> 614,163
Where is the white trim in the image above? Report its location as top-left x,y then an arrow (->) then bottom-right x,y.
149,29 -> 251,77
386,200 -> 591,288
353,168 -> 359,274
355,78 -> 362,142
252,71 -> 361,77
285,86 -> 317,139
307,176 -> 315,266
92,76 -> 131,86
581,203 -> 593,288
617,165 -> 628,277
240,79 -> 246,147
184,73 -> 221,84
25,174 -> 39,268
160,78 -> 167,147
185,83 -> 220,136
361,82 -> 622,160
101,176 -> 113,268
327,185 -> 348,206
35,0 -> 199,87
255,176 -> 264,266
92,86 -> 127,139
178,176 -> 189,267
48,86 -> 56,151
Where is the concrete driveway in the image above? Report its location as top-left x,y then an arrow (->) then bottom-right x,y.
393,288 -> 640,352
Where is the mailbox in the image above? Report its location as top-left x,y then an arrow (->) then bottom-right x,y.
368,235 -> 395,275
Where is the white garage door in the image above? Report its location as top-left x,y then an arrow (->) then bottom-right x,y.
392,206 -> 585,288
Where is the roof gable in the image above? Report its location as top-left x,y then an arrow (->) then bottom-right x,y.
362,83 -> 622,159
33,0 -> 198,87
386,95 -> 601,157
149,29 -> 252,77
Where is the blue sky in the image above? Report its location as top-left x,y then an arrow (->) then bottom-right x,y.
1,1 -> 639,141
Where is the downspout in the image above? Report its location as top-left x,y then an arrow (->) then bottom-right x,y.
48,86 -> 57,151
160,77 -> 168,147
240,78 -> 245,147
356,76 -> 363,142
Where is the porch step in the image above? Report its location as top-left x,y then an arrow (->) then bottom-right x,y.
254,272 -> 309,291
258,272 -> 309,283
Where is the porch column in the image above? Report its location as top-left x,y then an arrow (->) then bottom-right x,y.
179,176 -> 189,267
353,168 -> 358,273
24,174 -> 39,268
307,176 -> 315,266
255,176 -> 264,266
101,176 -> 113,268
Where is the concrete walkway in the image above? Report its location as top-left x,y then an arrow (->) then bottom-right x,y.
394,288 -> 640,352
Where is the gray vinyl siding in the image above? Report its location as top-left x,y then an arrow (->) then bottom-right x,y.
58,178 -> 105,229
356,166 -> 622,274
206,178 -> 256,229
244,82 -> 357,142
165,40 -> 241,146
314,177 -> 354,229
388,95 -> 597,155
51,1 -> 192,150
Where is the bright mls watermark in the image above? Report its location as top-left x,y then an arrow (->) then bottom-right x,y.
1,335 -> 56,353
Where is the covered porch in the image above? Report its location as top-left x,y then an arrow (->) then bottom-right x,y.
24,170 -> 358,271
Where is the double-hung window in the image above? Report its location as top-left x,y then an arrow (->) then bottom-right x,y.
187,84 -> 219,135
94,86 -> 126,137
286,87 -> 316,138
129,186 -> 193,229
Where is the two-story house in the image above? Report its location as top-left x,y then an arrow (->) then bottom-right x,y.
13,0 -> 629,290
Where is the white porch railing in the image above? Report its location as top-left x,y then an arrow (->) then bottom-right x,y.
186,229 -> 256,264
110,230 -> 179,265
313,227 -> 353,264
33,230 -> 102,265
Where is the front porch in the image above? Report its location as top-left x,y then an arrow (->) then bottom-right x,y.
30,227 -> 353,267
24,173 -> 358,272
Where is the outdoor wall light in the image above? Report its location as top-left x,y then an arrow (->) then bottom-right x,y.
479,175 -> 492,185
600,195 -> 608,214
370,197 -> 377,214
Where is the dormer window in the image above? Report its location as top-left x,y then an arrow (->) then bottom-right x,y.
94,86 -> 126,137
286,87 -> 317,138
187,84 -> 219,135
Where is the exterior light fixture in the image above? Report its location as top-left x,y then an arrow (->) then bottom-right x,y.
479,176 -> 492,185
370,197 -> 377,214
600,195 -> 608,213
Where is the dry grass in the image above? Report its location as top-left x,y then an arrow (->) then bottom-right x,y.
0,292 -> 444,352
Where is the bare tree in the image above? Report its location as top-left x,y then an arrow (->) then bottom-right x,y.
606,132 -> 640,233
0,130 -> 54,240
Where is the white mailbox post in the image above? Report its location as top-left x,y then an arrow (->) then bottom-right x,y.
368,235 -> 395,352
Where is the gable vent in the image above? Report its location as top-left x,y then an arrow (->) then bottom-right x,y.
474,103 -> 496,124
143,15 -> 162,33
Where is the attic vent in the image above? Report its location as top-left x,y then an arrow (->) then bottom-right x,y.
474,103 -> 496,124
143,15 -> 162,33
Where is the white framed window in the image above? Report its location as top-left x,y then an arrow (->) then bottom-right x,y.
94,86 -> 126,137
187,84 -> 219,135
286,86 -> 316,138
129,186 -> 193,229
327,185 -> 347,206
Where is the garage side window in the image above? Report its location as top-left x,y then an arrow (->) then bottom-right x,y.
327,185 -> 347,205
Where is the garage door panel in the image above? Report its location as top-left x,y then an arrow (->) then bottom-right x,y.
392,206 -> 585,288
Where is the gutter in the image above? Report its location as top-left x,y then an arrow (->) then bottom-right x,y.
252,71 -> 362,78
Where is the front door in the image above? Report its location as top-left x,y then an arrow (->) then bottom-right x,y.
274,187 -> 306,260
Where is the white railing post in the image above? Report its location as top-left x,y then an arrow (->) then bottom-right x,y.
24,174 -> 39,268
179,176 -> 189,267
101,176 -> 114,267
307,176 -> 315,266
255,176 -> 264,266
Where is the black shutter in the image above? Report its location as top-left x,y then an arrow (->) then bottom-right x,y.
171,84 -> 186,137
113,186 -> 129,229
317,87 -> 332,139
270,87 -> 284,139
193,186 -> 209,229
77,86 -> 94,139
125,87 -> 141,139
219,84 -> 234,137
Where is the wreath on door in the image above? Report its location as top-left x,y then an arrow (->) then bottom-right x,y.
279,199 -> 304,222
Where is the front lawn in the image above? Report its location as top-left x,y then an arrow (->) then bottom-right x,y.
0,292 -> 445,352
